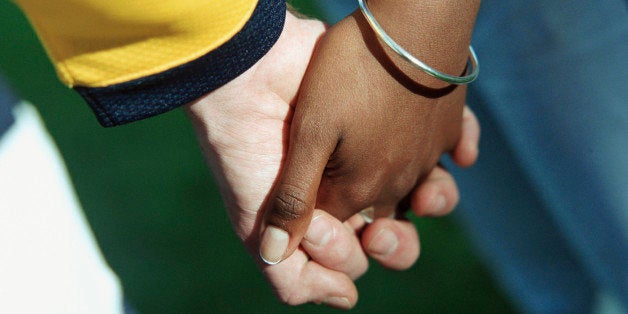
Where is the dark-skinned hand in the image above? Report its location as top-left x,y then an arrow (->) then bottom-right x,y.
260,1 -> 479,265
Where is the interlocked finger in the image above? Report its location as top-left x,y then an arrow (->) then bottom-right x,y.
301,210 -> 369,280
263,248 -> 357,309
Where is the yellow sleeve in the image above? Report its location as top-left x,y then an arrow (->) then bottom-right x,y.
15,0 -> 257,87
14,0 -> 287,126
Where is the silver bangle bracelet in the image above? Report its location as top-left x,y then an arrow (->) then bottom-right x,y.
358,0 -> 479,85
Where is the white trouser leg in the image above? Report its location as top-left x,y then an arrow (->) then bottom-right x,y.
0,103 -> 122,313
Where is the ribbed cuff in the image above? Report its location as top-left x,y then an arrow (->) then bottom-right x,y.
75,0 -> 286,127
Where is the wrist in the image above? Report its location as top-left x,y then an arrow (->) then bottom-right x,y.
362,0 -> 480,85
185,11 -> 325,143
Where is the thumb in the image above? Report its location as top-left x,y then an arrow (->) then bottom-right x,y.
259,123 -> 337,265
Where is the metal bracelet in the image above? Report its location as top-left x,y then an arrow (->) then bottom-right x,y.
358,0 -> 479,85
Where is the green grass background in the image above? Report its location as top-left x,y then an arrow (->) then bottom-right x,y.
0,1 -> 516,313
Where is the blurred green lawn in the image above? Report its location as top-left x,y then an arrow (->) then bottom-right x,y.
0,1 -> 516,313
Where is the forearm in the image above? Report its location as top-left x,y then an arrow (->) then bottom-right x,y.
365,0 -> 480,86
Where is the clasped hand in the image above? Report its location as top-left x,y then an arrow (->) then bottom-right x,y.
186,11 -> 479,309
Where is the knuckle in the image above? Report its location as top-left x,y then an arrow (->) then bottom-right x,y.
343,184 -> 379,210
277,290 -> 307,306
390,174 -> 418,200
272,184 -> 310,222
347,171 -> 386,209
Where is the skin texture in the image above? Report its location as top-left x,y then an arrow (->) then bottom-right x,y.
261,0 -> 480,265
186,10 -> 479,310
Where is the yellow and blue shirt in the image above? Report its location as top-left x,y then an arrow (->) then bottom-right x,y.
12,0 -> 286,126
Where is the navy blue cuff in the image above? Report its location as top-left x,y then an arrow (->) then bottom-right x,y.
75,0 -> 286,127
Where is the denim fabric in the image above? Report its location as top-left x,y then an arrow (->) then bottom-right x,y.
305,0 -> 356,24
0,76 -> 17,139
321,0 -> 628,312
447,1 -> 628,312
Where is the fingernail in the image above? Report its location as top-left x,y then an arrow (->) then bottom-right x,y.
304,215 -> 332,247
322,297 -> 352,309
431,194 -> 447,214
260,226 -> 289,265
359,207 -> 375,223
368,228 -> 398,257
